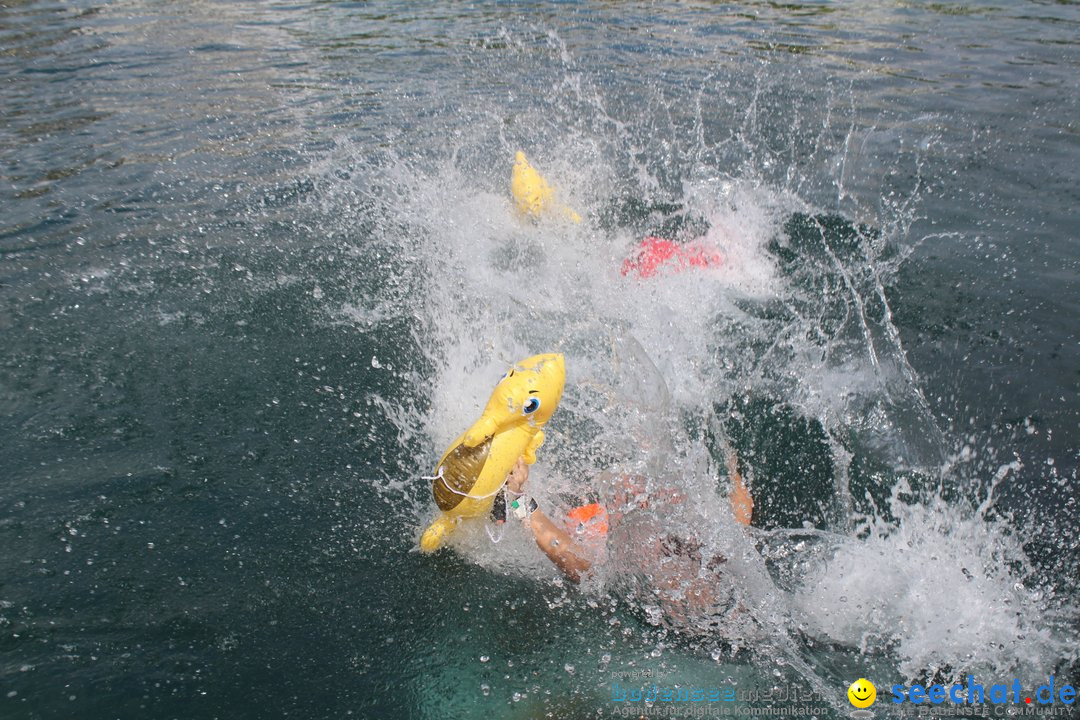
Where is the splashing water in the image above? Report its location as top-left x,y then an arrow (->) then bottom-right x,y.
797,489 -> 1071,681
325,147 -> 1075,704
306,23 -> 1078,717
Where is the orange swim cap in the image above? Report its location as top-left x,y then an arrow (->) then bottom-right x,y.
566,503 -> 609,538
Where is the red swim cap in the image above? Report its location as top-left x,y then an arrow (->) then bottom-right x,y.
620,236 -> 723,279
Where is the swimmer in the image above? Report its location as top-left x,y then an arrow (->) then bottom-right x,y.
501,452 -> 754,586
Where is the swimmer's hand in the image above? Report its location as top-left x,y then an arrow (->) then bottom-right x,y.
505,458 -> 536,522
506,457 -> 529,494
505,457 -> 592,582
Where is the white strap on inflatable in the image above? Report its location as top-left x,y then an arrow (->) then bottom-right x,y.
422,465 -> 507,501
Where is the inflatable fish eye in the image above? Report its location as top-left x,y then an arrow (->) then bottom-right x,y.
523,396 -> 541,415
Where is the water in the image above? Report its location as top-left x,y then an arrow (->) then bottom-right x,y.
1,2 -> 1078,718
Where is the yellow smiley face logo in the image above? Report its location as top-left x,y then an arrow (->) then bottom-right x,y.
848,678 -> 876,708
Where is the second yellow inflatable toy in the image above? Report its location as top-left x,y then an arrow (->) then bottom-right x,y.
511,151 -> 581,223
420,353 -> 566,553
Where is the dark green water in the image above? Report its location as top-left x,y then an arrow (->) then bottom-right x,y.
2,2 -> 1078,719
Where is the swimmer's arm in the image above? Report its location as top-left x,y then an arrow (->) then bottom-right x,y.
526,509 -> 592,583
727,449 -> 753,527
505,457 -> 591,583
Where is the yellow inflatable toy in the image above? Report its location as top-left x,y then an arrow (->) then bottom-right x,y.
420,353 -> 566,553
511,151 -> 581,223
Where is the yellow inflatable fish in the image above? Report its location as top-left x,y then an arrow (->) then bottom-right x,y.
420,353 -> 566,553
511,151 -> 582,224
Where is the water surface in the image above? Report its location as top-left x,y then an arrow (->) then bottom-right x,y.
2,2 -> 1078,718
